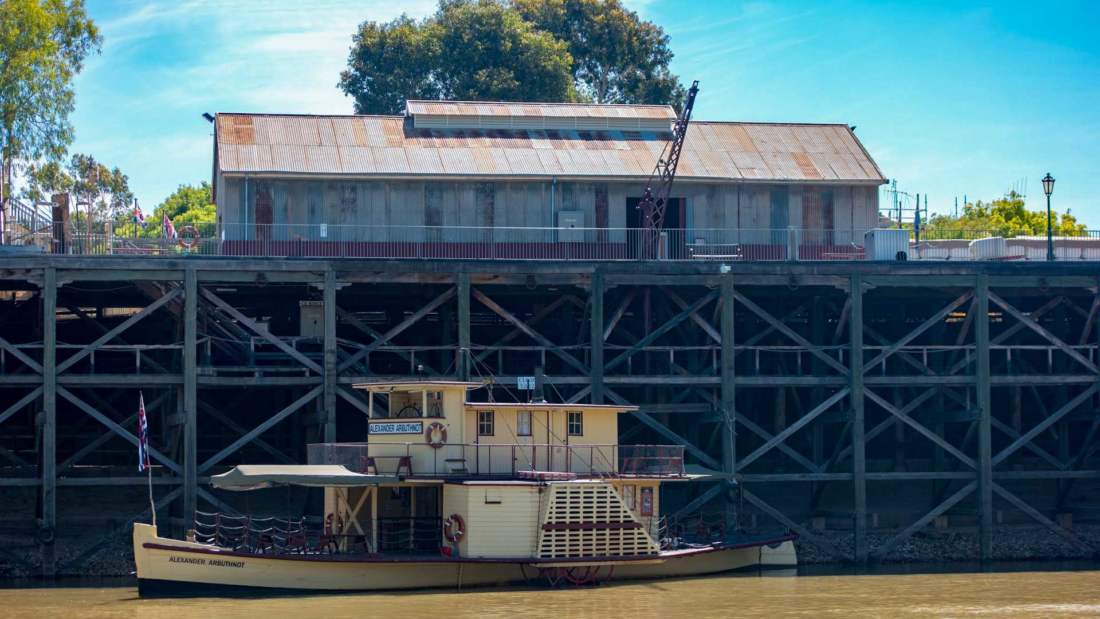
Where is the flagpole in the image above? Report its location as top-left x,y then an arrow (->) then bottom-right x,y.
148,449 -> 156,528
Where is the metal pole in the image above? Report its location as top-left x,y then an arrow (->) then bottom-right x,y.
721,272 -> 736,475
1046,193 -> 1055,261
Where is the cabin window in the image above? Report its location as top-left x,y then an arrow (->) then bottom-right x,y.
567,411 -> 583,436
478,410 -> 495,436
640,486 -> 654,516
426,391 -> 443,417
517,411 -> 533,436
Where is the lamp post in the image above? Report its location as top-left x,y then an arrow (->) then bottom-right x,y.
1042,173 -> 1055,261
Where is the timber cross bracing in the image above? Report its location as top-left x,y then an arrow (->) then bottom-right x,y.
0,257 -> 1098,575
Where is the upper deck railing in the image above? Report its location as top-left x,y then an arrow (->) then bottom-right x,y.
307,442 -> 686,478
10,221 -> 1100,262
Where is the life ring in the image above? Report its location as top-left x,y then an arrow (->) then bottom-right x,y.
425,422 -> 447,449
443,513 -> 465,543
178,225 -> 200,249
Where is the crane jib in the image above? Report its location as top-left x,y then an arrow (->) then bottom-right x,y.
638,80 -> 700,258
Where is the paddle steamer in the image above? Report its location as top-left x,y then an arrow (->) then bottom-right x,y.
133,380 -> 795,595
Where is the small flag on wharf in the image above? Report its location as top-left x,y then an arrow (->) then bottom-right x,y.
137,392 -> 150,472
132,204 -> 146,228
162,213 -> 177,240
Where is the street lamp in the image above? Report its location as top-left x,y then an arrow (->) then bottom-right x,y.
1042,173 -> 1055,261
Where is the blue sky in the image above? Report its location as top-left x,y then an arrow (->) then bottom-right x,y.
70,0 -> 1100,224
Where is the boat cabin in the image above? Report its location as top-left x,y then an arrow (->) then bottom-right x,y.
281,380 -> 686,558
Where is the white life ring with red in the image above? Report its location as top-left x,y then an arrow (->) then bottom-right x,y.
425,422 -> 447,449
178,225 -> 200,249
443,513 -> 465,543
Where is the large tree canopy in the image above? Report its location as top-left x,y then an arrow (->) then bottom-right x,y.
512,0 -> 684,105
0,0 -> 100,210
340,0 -> 576,114
340,0 -> 684,114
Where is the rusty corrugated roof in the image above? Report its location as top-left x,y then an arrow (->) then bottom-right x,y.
405,100 -> 676,120
215,113 -> 886,183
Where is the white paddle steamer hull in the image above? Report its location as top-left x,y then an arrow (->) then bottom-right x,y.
134,523 -> 796,596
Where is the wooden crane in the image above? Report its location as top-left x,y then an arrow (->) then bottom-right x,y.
638,80 -> 700,258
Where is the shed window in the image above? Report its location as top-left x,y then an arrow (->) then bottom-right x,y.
517,411 -> 532,436
567,411 -> 583,436
478,411 -> 495,437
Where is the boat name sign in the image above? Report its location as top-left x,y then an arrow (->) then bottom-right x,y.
369,421 -> 425,434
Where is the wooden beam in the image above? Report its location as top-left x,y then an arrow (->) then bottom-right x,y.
742,488 -> 844,560
737,388 -> 850,470
992,383 -> 1099,466
335,306 -> 433,375
862,291 -> 973,374
198,385 -> 324,473
0,335 -> 42,374
0,386 -> 44,426
55,288 -> 181,374
57,386 -> 182,474
721,273 -> 736,474
472,288 -> 589,375
872,481 -> 977,559
183,267 -> 198,529
457,273 -> 470,380
40,266 -> 57,577
202,287 -> 323,373
339,287 -> 456,372
323,269 -> 337,442
605,290 -> 718,373
989,290 -> 1098,374
663,287 -> 721,344
59,391 -> 172,472
864,388 -> 977,470
849,272 -> 867,563
590,271 -> 605,404
993,483 -> 1095,551
975,274 -> 993,561
734,291 -> 849,376
603,289 -> 636,342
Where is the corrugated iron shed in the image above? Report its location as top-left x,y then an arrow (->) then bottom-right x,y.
216,112 -> 886,184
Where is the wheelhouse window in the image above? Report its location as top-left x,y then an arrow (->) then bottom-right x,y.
517,411 -> 532,436
567,411 -> 583,436
478,411 -> 495,436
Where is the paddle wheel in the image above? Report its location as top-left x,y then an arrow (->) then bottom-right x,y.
537,565 -> 616,587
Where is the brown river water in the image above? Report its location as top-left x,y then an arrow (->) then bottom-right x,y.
2,566 -> 1099,619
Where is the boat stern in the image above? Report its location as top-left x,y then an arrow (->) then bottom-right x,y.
759,539 -> 798,567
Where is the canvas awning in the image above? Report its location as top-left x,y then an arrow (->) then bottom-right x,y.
210,465 -> 396,491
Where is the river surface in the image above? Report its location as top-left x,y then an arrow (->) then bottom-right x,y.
2,565 -> 1099,618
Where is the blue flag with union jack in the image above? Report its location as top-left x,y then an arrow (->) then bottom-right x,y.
137,392 -> 150,472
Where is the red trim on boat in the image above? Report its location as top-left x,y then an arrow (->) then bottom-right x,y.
142,534 -> 796,565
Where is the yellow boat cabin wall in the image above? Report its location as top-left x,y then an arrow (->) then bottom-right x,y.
353,381 -> 636,477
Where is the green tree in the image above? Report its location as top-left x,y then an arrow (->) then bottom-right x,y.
117,182 -> 214,239
922,191 -> 1086,238
340,0 -> 578,114
0,0 -> 101,224
22,153 -> 131,229
512,0 -> 684,106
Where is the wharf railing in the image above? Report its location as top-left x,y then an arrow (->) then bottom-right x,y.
307,442 -> 685,478
10,221 -> 1100,261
